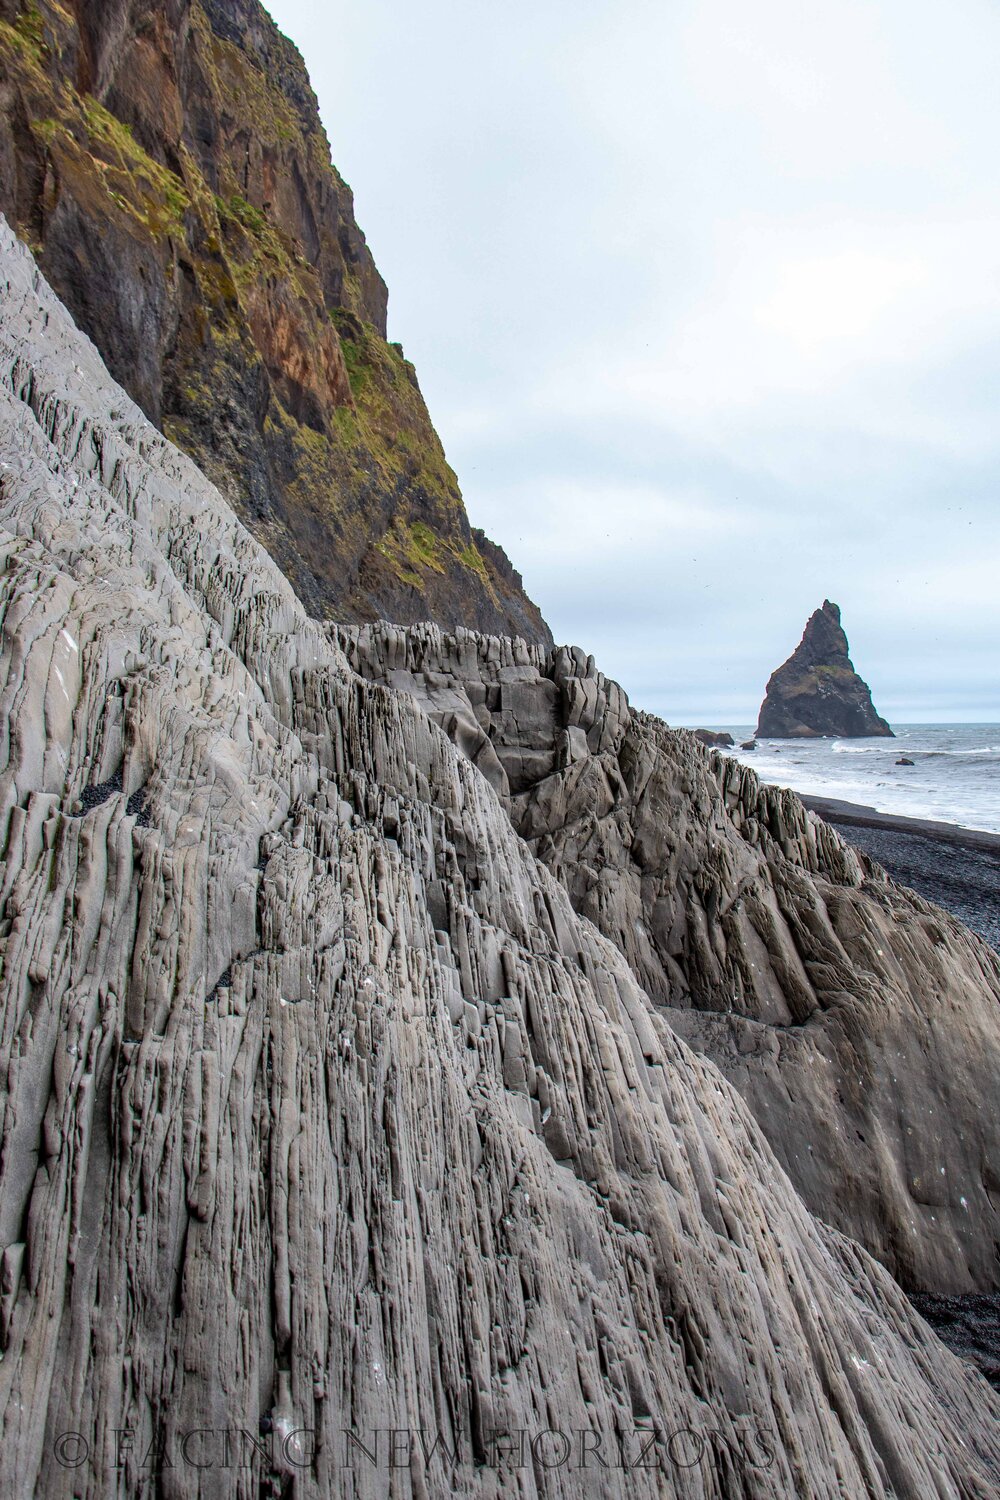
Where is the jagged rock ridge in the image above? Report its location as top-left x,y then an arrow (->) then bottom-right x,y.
757,600 -> 893,738
1,221 -> 999,1496
343,624 -> 1000,1298
0,0 -> 550,643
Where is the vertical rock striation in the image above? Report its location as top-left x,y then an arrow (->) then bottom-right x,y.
345,624 -> 1000,1297
0,220 -> 998,1497
0,0 -> 550,642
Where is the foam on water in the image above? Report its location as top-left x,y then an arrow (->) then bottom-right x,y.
705,724 -> 1000,835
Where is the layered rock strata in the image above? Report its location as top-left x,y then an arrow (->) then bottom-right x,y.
1,220 -> 998,1498
757,601 -> 893,738
0,0 -> 550,642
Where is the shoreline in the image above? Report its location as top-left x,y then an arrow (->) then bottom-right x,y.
799,795 -> 1000,951
800,795 -> 1000,855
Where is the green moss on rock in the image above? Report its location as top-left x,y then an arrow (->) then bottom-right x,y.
0,0 -> 551,643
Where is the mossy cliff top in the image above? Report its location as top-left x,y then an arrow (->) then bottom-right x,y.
0,0 -> 550,642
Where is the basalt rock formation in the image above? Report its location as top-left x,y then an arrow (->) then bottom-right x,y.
345,625 -> 1000,1297
0,0 -> 550,643
3,223 -> 1000,1497
757,601 -> 893,738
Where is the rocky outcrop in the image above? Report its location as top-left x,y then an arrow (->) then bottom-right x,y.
757,601 -> 893,738
3,223 -> 1000,1496
346,626 -> 1000,1297
0,0 -> 550,643
692,729 -> 734,748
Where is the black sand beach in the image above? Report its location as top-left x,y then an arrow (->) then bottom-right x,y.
802,796 -> 1000,952
907,1293 -> 1000,1393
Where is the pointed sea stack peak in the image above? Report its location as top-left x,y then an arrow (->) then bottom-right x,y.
756,601 -> 893,738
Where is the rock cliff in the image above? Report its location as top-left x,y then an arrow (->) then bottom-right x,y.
344,625 -> 1000,1296
1,219 -> 999,1497
757,601 -> 893,738
0,0 -> 550,643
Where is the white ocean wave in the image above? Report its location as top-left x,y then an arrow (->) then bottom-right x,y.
716,723 -> 1000,835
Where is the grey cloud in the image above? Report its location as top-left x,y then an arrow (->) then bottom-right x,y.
268,0 -> 1000,723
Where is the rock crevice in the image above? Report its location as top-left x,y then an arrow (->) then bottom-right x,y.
347,619 -> 1000,1297
0,222 -> 998,1497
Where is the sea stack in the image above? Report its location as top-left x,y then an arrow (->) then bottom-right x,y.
3,226 -> 1000,1493
5,3 -> 1000,1492
756,600 -> 893,738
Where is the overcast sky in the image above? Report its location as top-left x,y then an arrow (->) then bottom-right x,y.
268,0 -> 1000,723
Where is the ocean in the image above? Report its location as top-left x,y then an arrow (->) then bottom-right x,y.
706,724 -> 1000,836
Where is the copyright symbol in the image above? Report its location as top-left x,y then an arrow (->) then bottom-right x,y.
54,1431 -> 89,1468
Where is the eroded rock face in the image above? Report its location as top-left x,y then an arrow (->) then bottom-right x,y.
347,625 -> 1000,1297
2,223 -> 999,1497
756,601 -> 893,738
692,729 -> 734,748
0,0 -> 551,643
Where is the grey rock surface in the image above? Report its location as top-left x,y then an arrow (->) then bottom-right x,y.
0,218 -> 999,1497
815,815 -> 1000,954
346,629 -> 1000,1297
692,730 -> 735,748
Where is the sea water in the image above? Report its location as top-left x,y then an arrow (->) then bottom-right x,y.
707,725 -> 1000,836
